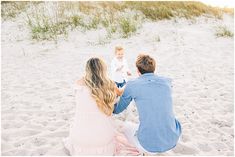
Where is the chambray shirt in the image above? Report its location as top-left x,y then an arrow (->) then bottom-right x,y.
113,73 -> 182,152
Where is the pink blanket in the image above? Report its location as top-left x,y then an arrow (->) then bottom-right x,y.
114,132 -> 140,156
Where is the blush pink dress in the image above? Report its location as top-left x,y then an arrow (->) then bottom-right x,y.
63,84 -> 116,155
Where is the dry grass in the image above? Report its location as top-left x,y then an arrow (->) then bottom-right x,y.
1,1 -> 29,20
1,1 -> 233,41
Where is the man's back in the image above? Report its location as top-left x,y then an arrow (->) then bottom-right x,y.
113,73 -> 181,152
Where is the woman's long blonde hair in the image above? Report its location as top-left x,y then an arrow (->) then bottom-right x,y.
84,57 -> 116,116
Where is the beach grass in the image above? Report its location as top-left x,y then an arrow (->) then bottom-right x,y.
1,1 -> 29,20
1,1 -> 234,41
215,26 -> 234,37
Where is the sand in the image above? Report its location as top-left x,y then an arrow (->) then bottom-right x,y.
1,13 -> 234,155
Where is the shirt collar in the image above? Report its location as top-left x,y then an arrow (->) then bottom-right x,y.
140,73 -> 155,78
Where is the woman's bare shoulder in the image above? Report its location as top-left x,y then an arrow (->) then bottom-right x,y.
76,78 -> 86,86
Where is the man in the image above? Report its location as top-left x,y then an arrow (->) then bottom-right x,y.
113,54 -> 182,154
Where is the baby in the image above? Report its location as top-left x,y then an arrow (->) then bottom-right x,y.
111,46 -> 131,88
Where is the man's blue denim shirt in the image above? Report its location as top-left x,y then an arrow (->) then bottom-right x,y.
113,73 -> 182,152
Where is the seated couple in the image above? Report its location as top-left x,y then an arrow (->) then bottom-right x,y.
63,54 -> 182,155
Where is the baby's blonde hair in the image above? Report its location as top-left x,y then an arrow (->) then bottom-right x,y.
84,57 -> 116,116
115,46 -> 124,54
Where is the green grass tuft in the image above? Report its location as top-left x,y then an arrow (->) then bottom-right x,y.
215,26 -> 234,37
119,17 -> 137,38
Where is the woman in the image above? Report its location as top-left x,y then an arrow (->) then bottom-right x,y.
63,57 -> 123,155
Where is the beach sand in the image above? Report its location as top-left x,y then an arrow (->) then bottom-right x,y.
1,14 -> 234,155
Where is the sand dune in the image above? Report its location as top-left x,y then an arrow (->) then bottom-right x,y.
1,14 -> 234,155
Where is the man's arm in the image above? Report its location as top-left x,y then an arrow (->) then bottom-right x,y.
113,83 -> 132,114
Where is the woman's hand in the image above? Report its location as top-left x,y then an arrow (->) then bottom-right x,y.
115,85 -> 124,96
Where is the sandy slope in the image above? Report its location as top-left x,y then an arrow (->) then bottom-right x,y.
1,14 -> 234,155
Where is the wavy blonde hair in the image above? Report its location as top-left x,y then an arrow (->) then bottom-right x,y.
84,57 -> 116,116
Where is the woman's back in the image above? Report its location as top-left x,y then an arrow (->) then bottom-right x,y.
64,81 -> 115,155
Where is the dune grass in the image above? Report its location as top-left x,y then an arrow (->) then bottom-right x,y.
1,1 -> 29,20
1,1 -> 234,41
215,26 -> 234,38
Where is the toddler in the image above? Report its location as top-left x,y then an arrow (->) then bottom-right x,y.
111,46 -> 131,88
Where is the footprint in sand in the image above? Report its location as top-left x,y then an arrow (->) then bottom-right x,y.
212,142 -> 227,152
2,114 -> 16,120
42,130 -> 69,138
12,120 -> 26,129
2,148 -> 30,156
1,133 -> 10,142
19,115 -> 32,121
226,152 -> 234,156
1,142 -> 14,152
13,141 -> 25,148
25,123 -> 44,130
30,147 -> 51,156
54,121 -> 67,127
11,129 -> 41,137
181,134 -> 190,143
197,143 -> 212,152
172,143 -> 199,155
47,112 -> 56,117
2,123 -> 11,129
47,126 -> 57,131
34,121 -> 48,127
31,137 -> 48,147
46,120 -> 65,129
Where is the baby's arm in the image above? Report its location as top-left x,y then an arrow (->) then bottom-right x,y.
123,59 -> 132,75
111,59 -> 123,72
116,65 -> 124,72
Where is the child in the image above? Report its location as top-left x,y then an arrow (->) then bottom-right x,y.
111,46 -> 131,88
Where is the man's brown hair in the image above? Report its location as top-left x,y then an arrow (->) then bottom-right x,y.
136,54 -> 156,74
